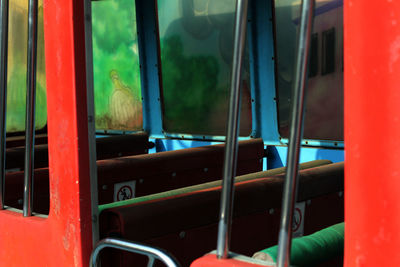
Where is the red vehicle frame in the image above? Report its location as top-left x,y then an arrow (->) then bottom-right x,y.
0,1 -> 93,266
0,0 -> 398,266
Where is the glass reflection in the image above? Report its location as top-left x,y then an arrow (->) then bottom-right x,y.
7,0 -> 47,132
275,0 -> 344,141
92,0 -> 143,131
158,0 -> 252,136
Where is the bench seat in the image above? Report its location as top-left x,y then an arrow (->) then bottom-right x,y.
98,161 -> 341,266
4,138 -> 264,213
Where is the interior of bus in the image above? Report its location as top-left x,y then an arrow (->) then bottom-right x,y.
0,0 -> 344,266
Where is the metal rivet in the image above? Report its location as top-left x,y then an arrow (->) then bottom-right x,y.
18,199 -> 23,205
269,208 -> 274,215
306,200 -> 312,206
338,191 -> 343,197
172,172 -> 177,177
203,168 -> 208,172
102,185 -> 108,190
139,179 -> 144,184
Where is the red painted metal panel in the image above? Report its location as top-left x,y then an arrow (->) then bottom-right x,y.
0,0 -> 93,266
344,0 -> 400,266
191,254 -> 273,267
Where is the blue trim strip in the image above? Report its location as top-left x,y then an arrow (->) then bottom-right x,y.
280,138 -> 344,149
247,1 -> 257,139
149,139 -> 216,153
250,0 -> 281,144
274,146 -> 344,166
164,132 -> 250,142
135,1 -> 164,138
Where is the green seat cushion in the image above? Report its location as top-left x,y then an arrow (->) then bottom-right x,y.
257,222 -> 344,267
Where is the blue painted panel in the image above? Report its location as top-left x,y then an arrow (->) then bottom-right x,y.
149,139 -> 219,154
271,146 -> 344,169
135,1 -> 164,138
249,0 -> 281,144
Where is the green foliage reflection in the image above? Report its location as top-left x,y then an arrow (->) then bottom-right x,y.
6,1 -> 47,132
161,36 -> 228,133
92,0 -> 142,130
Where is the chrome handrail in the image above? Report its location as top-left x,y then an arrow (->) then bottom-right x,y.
0,0 -> 8,210
216,0 -> 249,259
23,0 -> 38,217
89,238 -> 181,267
276,0 -> 315,266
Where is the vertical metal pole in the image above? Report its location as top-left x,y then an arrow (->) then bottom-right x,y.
84,0 -> 100,245
23,0 -> 38,217
0,0 -> 8,210
216,0 -> 248,259
147,257 -> 155,267
276,0 -> 314,266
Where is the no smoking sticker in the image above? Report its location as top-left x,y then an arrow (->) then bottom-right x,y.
114,180 -> 136,202
292,201 -> 305,237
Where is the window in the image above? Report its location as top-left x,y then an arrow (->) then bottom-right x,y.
274,0 -> 343,141
321,28 -> 335,75
92,0 -> 143,131
157,0 -> 252,136
308,33 -> 318,78
7,0 -> 47,133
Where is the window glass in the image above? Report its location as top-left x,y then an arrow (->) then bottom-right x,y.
157,0 -> 252,136
322,28 -> 336,75
309,33 -> 318,77
275,0 -> 343,141
7,0 -> 47,132
92,0 -> 143,131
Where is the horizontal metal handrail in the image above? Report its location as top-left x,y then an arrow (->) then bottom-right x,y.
89,237 -> 181,267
